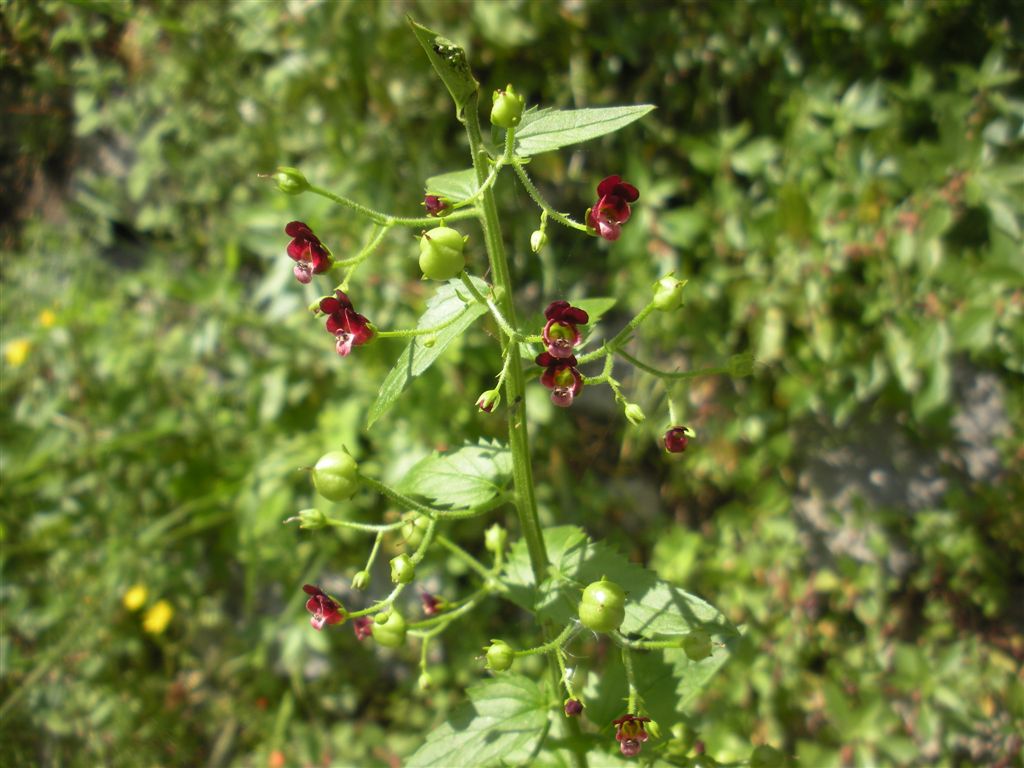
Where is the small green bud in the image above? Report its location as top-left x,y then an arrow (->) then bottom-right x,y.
484,640 -> 514,671
273,166 -> 309,195
490,84 -> 525,128
728,352 -> 755,378
351,570 -> 370,591
623,402 -> 646,426
476,389 -> 501,414
417,672 -> 434,692
284,507 -> 329,530
312,451 -> 360,501
484,523 -> 507,554
373,611 -> 407,648
749,745 -> 784,768
682,630 -> 712,661
419,226 -> 467,281
652,275 -> 688,311
374,610 -> 391,625
530,229 -> 548,253
390,553 -> 415,585
401,514 -> 430,550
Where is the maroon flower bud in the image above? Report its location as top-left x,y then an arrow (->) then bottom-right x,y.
421,592 -> 445,616
563,698 -> 584,717
285,221 -> 333,283
586,176 -> 639,242
536,352 -> 583,408
613,714 -> 652,758
541,301 -> 589,359
664,426 -> 691,453
423,195 -> 450,217
352,616 -> 373,640
302,584 -> 346,630
318,290 -> 373,357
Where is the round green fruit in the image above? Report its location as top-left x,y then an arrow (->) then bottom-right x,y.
390,554 -> 415,585
682,630 -> 712,661
419,227 -> 466,281
578,578 -> 626,633
312,451 -> 360,501
485,640 -> 514,672
402,514 -> 430,549
373,611 -> 407,648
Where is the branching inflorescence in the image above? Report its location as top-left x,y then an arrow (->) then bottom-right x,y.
269,17 -> 758,766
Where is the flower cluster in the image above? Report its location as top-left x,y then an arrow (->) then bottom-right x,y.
536,301 -> 588,408
285,221 -> 332,284
613,714 -> 652,758
302,584 -> 346,630
586,176 -> 639,241
319,290 -> 373,357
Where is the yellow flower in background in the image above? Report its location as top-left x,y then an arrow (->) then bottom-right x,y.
123,584 -> 148,611
39,309 -> 57,328
4,339 -> 31,367
143,600 -> 174,634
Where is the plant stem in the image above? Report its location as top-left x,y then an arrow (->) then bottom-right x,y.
463,104 -> 548,582
464,104 -> 588,768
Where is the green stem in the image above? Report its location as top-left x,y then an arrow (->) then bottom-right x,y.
373,306 -> 469,339
459,271 -> 521,342
622,645 -> 639,714
435,534 -> 494,582
576,301 -> 657,364
613,631 -> 682,651
616,349 -> 729,381
409,586 -> 489,633
309,184 -> 477,228
513,622 -> 576,657
510,161 -> 590,233
323,517 -> 404,534
464,106 -> 548,582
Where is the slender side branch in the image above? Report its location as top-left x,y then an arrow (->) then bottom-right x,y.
510,161 -> 590,233
576,301 -> 657,364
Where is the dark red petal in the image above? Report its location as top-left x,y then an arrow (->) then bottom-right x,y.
302,584 -> 321,596
544,300 -> 572,321
563,306 -> 588,325
287,239 -> 310,261
286,221 -> 312,237
347,311 -> 374,345
536,351 -> 556,367
319,297 -> 341,314
597,175 -> 623,197
598,194 -> 632,223
332,290 -> 354,310
569,367 -> 584,396
540,367 -> 557,389
325,315 -> 343,335
614,181 -> 639,202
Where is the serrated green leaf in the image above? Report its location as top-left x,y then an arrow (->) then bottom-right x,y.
367,279 -> 488,428
408,18 -> 479,112
406,676 -> 549,768
514,105 -> 655,157
584,638 -> 739,728
396,439 -> 511,509
425,168 -> 478,203
504,527 -> 736,636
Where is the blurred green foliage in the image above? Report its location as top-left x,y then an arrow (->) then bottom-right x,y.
2,1 -> 1022,766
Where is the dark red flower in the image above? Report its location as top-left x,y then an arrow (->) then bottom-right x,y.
536,352 -> 583,408
564,698 -> 584,717
542,301 -> 589,359
302,584 -> 346,630
318,290 -> 373,357
423,195 -> 450,217
286,221 -> 332,284
586,176 -> 639,242
352,616 -> 373,640
613,714 -> 652,758
421,592 -> 445,616
664,426 -> 690,453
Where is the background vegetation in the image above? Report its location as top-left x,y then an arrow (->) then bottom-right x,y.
2,1 -> 1022,766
